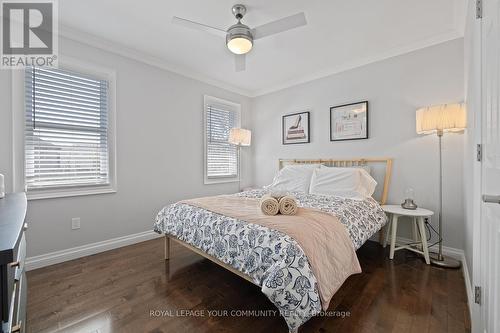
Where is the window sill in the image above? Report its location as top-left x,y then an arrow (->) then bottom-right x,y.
27,187 -> 117,200
204,178 -> 240,185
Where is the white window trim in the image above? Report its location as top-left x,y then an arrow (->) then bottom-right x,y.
203,95 -> 241,185
11,56 -> 117,200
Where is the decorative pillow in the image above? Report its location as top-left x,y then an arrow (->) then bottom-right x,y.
265,164 -> 320,193
309,167 -> 377,199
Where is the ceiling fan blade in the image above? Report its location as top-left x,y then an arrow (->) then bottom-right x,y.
252,13 -> 307,40
235,54 -> 246,72
172,16 -> 226,38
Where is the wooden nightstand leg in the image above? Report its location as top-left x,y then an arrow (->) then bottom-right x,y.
389,215 -> 398,259
417,217 -> 430,264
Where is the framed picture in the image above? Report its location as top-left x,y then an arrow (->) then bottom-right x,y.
282,111 -> 310,144
330,101 -> 368,141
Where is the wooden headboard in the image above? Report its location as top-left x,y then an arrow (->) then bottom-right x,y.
278,158 -> 393,205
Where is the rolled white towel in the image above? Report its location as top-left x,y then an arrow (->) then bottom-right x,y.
269,190 -> 287,202
279,195 -> 298,215
260,195 -> 280,216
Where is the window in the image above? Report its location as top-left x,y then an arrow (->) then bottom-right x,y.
204,95 -> 241,184
24,65 -> 115,198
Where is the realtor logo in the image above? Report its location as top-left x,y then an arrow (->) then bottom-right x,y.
1,0 -> 58,68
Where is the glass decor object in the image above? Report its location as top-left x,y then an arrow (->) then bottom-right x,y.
401,187 -> 418,210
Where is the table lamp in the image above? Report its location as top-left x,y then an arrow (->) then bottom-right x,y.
416,103 -> 466,268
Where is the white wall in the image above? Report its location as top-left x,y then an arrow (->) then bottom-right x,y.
0,36 -> 251,257
251,39 -> 465,249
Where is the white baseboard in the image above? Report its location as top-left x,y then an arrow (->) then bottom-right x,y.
25,230 -> 163,271
460,251 -> 474,315
458,252 -> 475,331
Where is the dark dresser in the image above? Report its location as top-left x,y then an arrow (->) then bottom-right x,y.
0,193 -> 27,333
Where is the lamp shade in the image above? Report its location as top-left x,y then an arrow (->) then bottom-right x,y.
228,128 -> 251,146
416,103 -> 466,135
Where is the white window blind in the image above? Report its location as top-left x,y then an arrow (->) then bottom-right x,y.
205,101 -> 239,179
25,67 -> 110,190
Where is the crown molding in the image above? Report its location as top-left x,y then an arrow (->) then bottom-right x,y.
249,1 -> 467,97
58,25 -> 253,97
249,29 -> 464,97
59,24 -> 464,99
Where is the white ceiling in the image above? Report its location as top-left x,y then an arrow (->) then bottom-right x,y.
59,0 -> 466,96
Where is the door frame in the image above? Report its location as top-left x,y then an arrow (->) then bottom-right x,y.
466,0 -> 483,331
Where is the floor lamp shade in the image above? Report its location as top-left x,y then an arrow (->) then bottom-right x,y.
416,103 -> 466,135
228,128 -> 251,146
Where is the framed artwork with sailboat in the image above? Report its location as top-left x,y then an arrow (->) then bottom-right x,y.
282,111 -> 310,144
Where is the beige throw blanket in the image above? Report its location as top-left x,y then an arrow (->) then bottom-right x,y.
182,195 -> 361,310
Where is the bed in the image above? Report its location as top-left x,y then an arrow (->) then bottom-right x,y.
154,158 -> 392,332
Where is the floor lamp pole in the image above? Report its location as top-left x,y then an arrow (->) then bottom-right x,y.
429,131 -> 461,268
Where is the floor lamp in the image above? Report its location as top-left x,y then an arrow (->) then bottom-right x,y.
228,128 -> 251,190
416,103 -> 466,268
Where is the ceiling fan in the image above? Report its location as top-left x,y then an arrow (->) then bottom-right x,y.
172,4 -> 307,72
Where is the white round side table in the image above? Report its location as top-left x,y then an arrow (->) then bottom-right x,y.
381,205 -> 434,265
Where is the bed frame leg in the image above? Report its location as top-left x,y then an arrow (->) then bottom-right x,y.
378,227 -> 385,245
164,235 -> 170,260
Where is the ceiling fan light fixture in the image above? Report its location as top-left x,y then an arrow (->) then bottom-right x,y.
227,36 -> 253,54
173,3 -> 307,71
226,23 -> 253,54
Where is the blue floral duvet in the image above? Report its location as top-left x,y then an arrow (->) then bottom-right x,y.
154,189 -> 386,331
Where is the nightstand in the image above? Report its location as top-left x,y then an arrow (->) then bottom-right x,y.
381,205 -> 433,264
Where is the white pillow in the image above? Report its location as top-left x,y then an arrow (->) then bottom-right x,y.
309,167 -> 377,199
265,164 -> 320,193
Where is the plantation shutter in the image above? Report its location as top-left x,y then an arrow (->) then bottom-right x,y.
25,67 -> 110,190
206,104 -> 238,178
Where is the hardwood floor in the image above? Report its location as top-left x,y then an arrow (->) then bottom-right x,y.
26,239 -> 470,333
